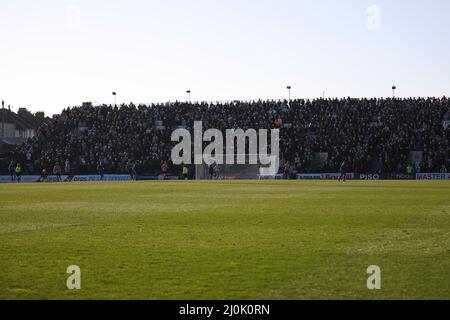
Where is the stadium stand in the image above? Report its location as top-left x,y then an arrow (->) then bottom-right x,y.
1,97 -> 449,176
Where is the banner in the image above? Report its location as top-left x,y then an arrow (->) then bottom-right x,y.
296,173 -> 323,180
0,175 -> 132,183
138,175 -> 180,181
297,173 -> 418,180
322,173 -> 354,180
355,173 -> 384,180
63,175 -> 132,182
389,173 -> 416,180
416,173 -> 450,180
258,174 -> 284,180
0,175 -> 40,183
296,173 -> 354,180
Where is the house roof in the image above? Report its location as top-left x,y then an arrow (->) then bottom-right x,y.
0,137 -> 28,145
0,109 -> 49,130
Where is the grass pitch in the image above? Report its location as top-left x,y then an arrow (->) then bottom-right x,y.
0,180 -> 449,300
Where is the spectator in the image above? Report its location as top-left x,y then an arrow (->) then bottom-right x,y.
8,160 -> 15,182
5,97 -> 449,176
53,163 -> 62,182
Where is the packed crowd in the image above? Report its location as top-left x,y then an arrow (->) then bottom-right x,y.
4,97 -> 450,176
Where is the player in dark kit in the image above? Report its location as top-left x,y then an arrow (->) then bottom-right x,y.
126,160 -> 133,180
8,160 -> 15,182
161,161 -> 169,180
132,161 -> 138,181
53,163 -> 62,182
338,160 -> 347,182
209,162 -> 217,180
39,169 -> 48,182
97,162 -> 105,181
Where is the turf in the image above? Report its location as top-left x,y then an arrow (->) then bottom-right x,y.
0,180 -> 449,300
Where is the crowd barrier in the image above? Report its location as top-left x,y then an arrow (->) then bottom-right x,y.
295,173 -> 449,180
1,173 -> 449,182
0,175 -> 132,183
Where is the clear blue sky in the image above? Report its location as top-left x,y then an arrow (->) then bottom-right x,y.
1,0 -> 449,115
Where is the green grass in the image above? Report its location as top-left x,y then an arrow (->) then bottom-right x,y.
0,180 -> 449,300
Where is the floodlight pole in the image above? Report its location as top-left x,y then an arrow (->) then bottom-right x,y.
287,86 -> 291,104
392,85 -> 396,99
1,100 -> 4,138
187,90 -> 191,103
112,92 -> 117,106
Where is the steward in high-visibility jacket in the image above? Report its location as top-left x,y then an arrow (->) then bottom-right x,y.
182,165 -> 189,180
406,164 -> 413,174
15,164 -> 23,182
